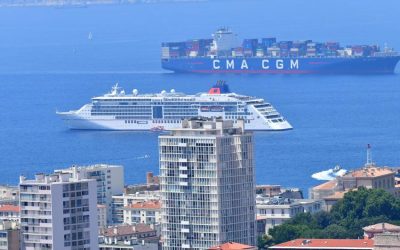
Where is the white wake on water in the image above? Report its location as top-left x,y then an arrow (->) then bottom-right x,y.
311,166 -> 347,181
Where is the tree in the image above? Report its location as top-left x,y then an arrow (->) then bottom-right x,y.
257,234 -> 273,249
269,224 -> 310,244
313,211 -> 332,228
266,187 -> 400,245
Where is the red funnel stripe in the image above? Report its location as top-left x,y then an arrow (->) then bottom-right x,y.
208,88 -> 221,94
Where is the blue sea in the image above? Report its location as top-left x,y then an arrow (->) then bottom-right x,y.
0,0 -> 399,195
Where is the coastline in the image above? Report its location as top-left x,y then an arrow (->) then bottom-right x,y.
0,0 -> 207,8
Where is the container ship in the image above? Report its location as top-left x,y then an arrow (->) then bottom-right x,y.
161,28 -> 400,74
56,82 -> 292,131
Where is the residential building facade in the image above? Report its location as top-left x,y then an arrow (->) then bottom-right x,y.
123,200 -> 161,225
0,204 -> 20,222
19,172 -> 98,250
309,164 -> 397,211
256,196 -> 323,234
0,220 -> 19,250
112,191 -> 160,225
159,118 -> 256,250
98,204 -> 108,230
56,164 -> 124,225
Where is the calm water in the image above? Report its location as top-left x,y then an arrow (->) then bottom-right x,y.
0,0 -> 399,194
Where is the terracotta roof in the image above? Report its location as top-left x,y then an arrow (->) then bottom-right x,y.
363,222 -> 400,233
209,242 -> 256,250
100,224 -> 155,237
269,238 -> 374,249
343,166 -> 394,178
125,200 -> 161,210
313,180 -> 337,190
0,205 -> 20,213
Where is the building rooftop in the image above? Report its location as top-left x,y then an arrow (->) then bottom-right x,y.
312,180 -> 337,190
100,224 -> 155,237
164,118 -> 246,137
56,163 -> 123,172
209,242 -> 256,250
20,172 -> 93,184
125,200 -> 161,210
0,204 -> 20,213
269,238 -> 374,249
343,166 -> 395,178
324,191 -> 347,200
256,196 -> 318,206
363,222 -> 400,233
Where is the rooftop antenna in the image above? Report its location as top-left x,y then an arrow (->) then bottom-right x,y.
365,144 -> 374,167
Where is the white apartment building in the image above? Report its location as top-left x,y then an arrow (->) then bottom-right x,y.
0,204 -> 20,222
56,164 -> 124,224
123,200 -> 161,225
256,196 -> 323,234
112,191 -> 160,225
98,204 -> 107,230
159,118 -> 256,250
19,172 -> 98,250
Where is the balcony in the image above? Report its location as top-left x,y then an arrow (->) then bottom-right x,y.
181,220 -> 189,225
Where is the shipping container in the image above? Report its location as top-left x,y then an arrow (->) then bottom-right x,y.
243,39 -> 259,49
261,37 -> 277,48
267,47 -> 281,57
256,48 -> 264,57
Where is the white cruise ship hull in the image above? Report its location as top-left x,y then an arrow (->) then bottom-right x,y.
58,112 -> 292,131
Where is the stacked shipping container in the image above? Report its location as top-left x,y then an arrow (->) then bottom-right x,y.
162,37 -> 383,59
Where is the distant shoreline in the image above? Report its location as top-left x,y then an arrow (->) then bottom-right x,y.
0,0 -> 207,8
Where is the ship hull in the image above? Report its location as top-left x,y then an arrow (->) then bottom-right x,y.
57,113 -> 293,131
162,56 -> 400,74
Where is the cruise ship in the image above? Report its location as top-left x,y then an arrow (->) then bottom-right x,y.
57,82 -> 292,131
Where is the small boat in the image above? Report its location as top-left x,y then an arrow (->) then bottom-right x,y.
333,165 -> 342,173
150,126 -> 165,132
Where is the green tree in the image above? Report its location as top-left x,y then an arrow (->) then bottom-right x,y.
269,224 -> 310,244
267,187 -> 400,245
257,234 -> 273,249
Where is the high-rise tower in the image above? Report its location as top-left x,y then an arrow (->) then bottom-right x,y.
159,118 -> 256,250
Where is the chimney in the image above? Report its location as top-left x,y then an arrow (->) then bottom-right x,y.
146,172 -> 154,186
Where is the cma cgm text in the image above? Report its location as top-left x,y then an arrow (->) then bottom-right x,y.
212,59 -> 300,70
